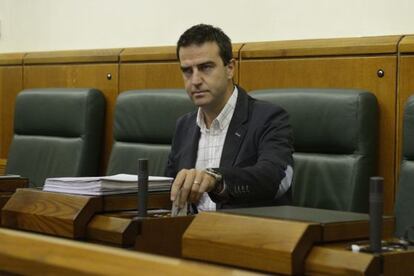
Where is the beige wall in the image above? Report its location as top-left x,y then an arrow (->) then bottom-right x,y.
0,0 -> 414,53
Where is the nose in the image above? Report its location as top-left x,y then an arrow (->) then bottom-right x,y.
191,69 -> 202,86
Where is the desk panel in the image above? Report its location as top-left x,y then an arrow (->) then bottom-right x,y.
0,228 -> 252,275
223,205 -> 395,242
306,246 -> 379,275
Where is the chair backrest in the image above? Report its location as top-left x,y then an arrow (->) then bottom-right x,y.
250,89 -> 378,212
6,88 -> 105,187
106,89 -> 195,176
395,95 -> 414,237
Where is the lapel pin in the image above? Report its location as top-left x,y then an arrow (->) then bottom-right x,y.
235,132 -> 241,137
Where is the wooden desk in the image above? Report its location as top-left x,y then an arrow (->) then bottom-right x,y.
306,241 -> 414,275
183,211 -> 320,275
222,205 -> 395,241
4,191 -> 412,275
0,176 -> 29,192
182,206 -> 396,274
2,188 -> 103,238
306,245 -> 380,275
87,210 -> 194,257
1,189 -> 171,240
135,214 -> 194,257
1,188 -> 192,256
0,176 -> 28,210
0,227 -> 256,275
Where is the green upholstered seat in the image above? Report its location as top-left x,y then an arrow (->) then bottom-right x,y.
6,88 -> 105,187
250,89 -> 378,212
395,95 -> 414,237
106,89 -> 195,176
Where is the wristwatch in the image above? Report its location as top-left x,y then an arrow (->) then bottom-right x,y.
205,168 -> 224,194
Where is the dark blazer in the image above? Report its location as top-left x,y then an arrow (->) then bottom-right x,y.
165,86 -> 294,209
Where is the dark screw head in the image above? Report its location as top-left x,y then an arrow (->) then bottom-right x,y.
377,69 -> 385,78
106,73 -> 112,80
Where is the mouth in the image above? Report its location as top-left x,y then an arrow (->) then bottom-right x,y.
191,90 -> 208,97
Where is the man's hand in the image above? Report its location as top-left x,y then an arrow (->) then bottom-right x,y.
170,168 -> 216,208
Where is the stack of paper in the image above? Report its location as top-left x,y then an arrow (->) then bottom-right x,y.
43,174 -> 172,195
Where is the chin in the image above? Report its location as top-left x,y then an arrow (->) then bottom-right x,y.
192,98 -> 210,107
194,102 -> 207,108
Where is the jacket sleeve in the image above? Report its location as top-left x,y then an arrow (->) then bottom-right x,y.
209,106 -> 294,205
165,119 -> 181,178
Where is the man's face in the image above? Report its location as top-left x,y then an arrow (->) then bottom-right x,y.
179,42 -> 234,112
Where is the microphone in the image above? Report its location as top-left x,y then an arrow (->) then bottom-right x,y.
137,158 -> 149,218
369,176 -> 384,253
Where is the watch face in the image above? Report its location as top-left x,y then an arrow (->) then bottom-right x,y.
210,169 -> 222,181
206,168 -> 222,181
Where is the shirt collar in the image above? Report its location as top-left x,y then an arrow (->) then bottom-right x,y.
196,86 -> 238,131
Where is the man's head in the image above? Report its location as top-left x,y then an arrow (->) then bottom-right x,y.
176,24 -> 233,65
177,24 -> 235,116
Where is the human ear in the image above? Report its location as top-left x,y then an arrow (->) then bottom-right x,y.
226,59 -> 236,79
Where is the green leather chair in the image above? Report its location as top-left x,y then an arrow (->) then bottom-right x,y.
6,88 -> 105,187
106,89 -> 195,176
395,95 -> 414,237
250,89 -> 378,212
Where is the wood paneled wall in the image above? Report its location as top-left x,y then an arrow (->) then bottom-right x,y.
120,46 -> 183,91
396,36 -> 414,191
0,53 -> 24,161
0,159 -> 6,175
1,37 -> 413,213
119,44 -> 242,92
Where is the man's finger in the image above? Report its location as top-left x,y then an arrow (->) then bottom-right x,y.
192,175 -> 210,203
179,169 -> 196,207
189,172 -> 203,202
170,169 -> 187,201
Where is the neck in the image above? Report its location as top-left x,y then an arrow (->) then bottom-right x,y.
202,83 -> 234,128
202,112 -> 216,129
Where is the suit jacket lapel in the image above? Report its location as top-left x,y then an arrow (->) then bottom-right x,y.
182,114 -> 200,168
220,87 -> 249,167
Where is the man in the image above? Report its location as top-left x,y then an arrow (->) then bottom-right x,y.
166,24 -> 293,211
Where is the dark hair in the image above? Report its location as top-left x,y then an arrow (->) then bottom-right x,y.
176,24 -> 233,65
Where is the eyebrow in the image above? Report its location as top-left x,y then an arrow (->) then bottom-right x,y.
180,61 -> 216,71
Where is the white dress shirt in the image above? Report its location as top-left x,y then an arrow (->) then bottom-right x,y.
195,86 -> 238,211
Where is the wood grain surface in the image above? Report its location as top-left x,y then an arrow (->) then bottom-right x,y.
24,48 -> 121,64
0,227 -> 257,275
135,215 -> 194,258
1,189 -> 103,238
0,53 -> 25,66
241,36 -> 400,58
0,177 -> 28,192
102,191 -> 171,212
0,65 -> 23,159
0,159 -> 6,175
306,246 -> 379,275
396,49 -> 414,187
182,211 -> 321,275
87,214 -> 139,247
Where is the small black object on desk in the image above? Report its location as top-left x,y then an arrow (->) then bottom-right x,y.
369,176 -> 384,253
137,159 -> 149,218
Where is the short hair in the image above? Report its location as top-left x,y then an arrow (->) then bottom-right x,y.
176,24 -> 233,65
